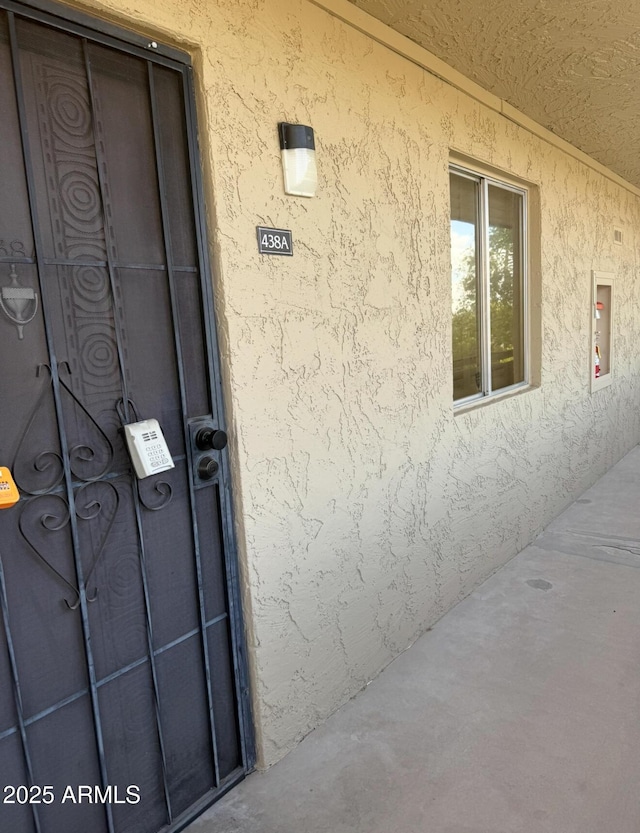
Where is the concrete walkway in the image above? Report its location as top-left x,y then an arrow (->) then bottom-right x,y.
191,446 -> 640,833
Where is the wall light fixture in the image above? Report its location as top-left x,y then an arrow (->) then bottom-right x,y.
278,122 -> 317,197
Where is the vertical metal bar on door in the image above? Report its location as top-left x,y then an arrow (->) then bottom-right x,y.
0,553 -> 42,833
180,66 -> 255,771
6,13 -> 115,833
147,61 -> 222,787
82,39 -> 175,824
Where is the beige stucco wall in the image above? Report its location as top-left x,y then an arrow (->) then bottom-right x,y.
68,0 -> 640,767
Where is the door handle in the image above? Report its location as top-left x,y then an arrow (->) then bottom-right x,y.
195,427 -> 228,451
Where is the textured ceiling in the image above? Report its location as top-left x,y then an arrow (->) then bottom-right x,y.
348,0 -> 640,189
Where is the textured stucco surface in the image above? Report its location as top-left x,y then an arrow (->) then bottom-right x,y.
348,0 -> 640,189
64,0 -> 640,767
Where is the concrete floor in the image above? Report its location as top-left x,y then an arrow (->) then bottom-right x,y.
191,446 -> 640,833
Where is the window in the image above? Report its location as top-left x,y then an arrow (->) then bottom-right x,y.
450,164 -> 528,404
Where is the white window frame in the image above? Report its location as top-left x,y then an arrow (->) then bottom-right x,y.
450,162 -> 530,406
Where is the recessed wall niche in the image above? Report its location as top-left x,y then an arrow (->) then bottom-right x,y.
591,271 -> 614,393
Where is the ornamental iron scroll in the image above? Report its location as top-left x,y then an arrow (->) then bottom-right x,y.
12,364 -> 114,496
19,482 -> 120,610
58,362 -> 115,484
0,263 -> 38,340
137,478 -> 173,512
12,365 -> 65,496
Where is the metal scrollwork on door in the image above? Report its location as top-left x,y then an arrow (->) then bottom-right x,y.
137,478 -> 173,512
58,362 -> 115,483
13,364 -> 114,495
18,482 -> 120,610
13,363 -> 118,609
12,365 -> 65,496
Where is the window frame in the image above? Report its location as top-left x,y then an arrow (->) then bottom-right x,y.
450,162 -> 530,407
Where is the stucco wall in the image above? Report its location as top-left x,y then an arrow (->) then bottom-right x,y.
70,0 -> 640,767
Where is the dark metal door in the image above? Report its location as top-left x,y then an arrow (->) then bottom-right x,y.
0,5 -> 253,833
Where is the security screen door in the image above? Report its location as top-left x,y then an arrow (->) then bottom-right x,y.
0,4 -> 253,833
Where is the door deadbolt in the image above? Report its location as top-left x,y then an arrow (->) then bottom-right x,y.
195,428 -> 228,451
197,456 -> 219,480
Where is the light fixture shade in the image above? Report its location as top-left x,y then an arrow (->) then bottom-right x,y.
279,123 -> 317,197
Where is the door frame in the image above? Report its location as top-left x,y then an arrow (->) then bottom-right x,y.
0,0 -> 256,820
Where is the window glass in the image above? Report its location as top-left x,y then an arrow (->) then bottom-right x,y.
488,185 -> 524,392
450,173 -> 481,401
450,166 -> 527,403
